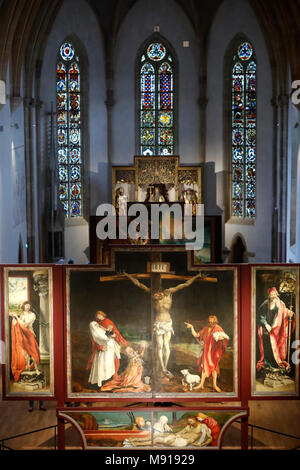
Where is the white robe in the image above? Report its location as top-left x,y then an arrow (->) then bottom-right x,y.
88,321 -> 121,387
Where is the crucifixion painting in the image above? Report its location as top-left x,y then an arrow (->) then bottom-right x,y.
67,261 -> 237,398
121,271 -> 207,380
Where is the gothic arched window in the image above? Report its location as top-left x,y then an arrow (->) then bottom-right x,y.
231,41 -> 256,219
138,40 -> 176,155
56,42 -> 82,217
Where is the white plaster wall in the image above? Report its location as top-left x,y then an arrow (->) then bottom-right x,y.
0,66 -> 27,263
112,0 -> 199,165
206,0 -> 273,261
40,0 -> 106,263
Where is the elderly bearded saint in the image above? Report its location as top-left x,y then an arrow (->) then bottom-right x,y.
257,287 -> 295,372
86,311 -> 127,388
185,315 -> 229,392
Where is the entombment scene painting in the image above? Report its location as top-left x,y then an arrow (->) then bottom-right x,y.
59,409 -> 245,449
252,267 -> 299,395
4,267 -> 54,396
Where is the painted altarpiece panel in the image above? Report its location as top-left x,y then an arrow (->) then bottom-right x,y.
57,408 -> 248,449
251,266 -> 299,396
3,267 -> 54,397
66,254 -> 238,400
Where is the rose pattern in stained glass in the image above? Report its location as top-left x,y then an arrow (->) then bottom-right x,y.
237,42 -> 252,61
60,42 -> 75,61
57,42 -> 82,217
159,111 -> 172,127
147,43 -> 166,61
231,42 -> 256,219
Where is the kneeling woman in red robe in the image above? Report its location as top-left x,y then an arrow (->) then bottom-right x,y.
100,343 -> 151,393
10,302 -> 40,382
185,315 -> 229,393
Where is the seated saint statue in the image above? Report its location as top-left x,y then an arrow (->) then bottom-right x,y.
149,186 -> 166,202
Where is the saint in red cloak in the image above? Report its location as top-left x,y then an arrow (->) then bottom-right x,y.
11,313 -> 40,382
196,322 -> 229,378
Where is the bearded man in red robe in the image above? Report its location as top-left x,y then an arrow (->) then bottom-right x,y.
185,315 -> 229,392
257,287 -> 295,372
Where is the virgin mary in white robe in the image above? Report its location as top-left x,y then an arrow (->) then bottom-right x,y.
88,321 -> 121,387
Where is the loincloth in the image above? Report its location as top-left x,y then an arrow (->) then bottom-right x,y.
153,320 -> 174,336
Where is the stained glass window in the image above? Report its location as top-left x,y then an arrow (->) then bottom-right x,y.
56,42 -> 82,217
231,41 -> 256,219
139,41 -> 175,155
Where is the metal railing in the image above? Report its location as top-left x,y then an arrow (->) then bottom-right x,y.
0,424 -> 57,450
235,420 -> 300,450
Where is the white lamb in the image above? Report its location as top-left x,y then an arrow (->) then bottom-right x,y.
181,369 -> 201,391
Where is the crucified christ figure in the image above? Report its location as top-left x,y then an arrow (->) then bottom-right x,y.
123,271 -> 204,379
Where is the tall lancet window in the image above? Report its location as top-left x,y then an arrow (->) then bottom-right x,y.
231,41 -> 256,219
56,42 -> 82,217
138,40 -> 176,155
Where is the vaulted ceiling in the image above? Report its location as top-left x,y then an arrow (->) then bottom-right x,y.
0,0 -> 299,102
